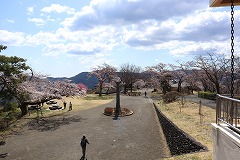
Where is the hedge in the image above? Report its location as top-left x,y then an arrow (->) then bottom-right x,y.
198,91 -> 216,100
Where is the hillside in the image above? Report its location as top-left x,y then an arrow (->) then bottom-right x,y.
70,72 -> 98,89
48,72 -> 98,89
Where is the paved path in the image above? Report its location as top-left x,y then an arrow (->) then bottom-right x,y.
1,95 -> 169,160
184,94 -> 216,109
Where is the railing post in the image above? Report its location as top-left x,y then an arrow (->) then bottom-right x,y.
216,95 -> 220,124
230,101 -> 234,125
216,94 -> 240,134
235,102 -> 238,127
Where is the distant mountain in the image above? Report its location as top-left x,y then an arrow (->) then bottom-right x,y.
69,72 -> 98,89
47,72 -> 98,89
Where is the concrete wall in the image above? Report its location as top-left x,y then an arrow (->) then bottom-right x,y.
212,123 -> 240,160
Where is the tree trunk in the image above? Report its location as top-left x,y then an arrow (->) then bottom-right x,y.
215,82 -> 220,94
99,88 -> 102,97
124,85 -> 127,94
19,103 -> 28,116
177,80 -> 182,92
99,83 -> 103,97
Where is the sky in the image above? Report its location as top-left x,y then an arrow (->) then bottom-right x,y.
1,0 -> 240,78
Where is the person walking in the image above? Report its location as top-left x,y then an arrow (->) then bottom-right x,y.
63,101 -> 67,110
69,102 -> 72,111
80,134 -> 89,159
144,91 -> 147,97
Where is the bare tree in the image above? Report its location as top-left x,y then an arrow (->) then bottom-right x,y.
190,69 -> 213,92
190,53 -> 229,94
169,63 -> 188,92
119,63 -> 142,93
89,63 -> 116,96
222,56 -> 240,94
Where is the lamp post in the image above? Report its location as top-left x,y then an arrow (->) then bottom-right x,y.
115,77 -> 121,114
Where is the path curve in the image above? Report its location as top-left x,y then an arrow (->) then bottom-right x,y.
1,95 -> 169,160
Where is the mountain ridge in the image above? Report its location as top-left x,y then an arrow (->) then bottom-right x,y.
47,72 -> 98,89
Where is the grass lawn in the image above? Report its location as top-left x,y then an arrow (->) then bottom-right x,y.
1,94 -> 114,136
154,99 -> 215,160
29,94 -> 114,117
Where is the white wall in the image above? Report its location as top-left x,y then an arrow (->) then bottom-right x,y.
212,123 -> 240,160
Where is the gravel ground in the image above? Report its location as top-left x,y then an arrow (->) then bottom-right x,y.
0,95 -> 169,160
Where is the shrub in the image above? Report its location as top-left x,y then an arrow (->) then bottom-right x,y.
198,91 -> 216,100
163,91 -> 182,103
0,102 -> 20,130
3,102 -> 18,112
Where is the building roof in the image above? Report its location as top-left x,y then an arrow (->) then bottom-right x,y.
210,0 -> 240,7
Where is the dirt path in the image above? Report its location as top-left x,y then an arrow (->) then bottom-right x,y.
0,95 -> 169,160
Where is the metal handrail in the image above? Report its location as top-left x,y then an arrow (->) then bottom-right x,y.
216,94 -> 240,133
218,118 -> 240,135
217,94 -> 240,103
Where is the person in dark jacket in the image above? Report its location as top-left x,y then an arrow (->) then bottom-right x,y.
69,102 -> 72,111
63,101 -> 67,109
80,134 -> 89,159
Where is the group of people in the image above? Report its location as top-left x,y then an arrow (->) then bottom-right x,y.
63,101 -> 73,111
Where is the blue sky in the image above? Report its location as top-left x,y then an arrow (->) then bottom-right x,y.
1,0 -> 240,77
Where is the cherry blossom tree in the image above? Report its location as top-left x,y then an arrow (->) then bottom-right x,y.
77,83 -> 88,92
102,82 -> 115,94
133,79 -> 146,90
0,53 -> 32,115
18,76 -> 86,115
89,63 -> 117,96
145,63 -> 171,94
0,48 -> 85,116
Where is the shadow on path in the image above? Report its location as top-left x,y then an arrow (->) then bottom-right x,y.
28,115 -> 85,132
112,112 -> 120,120
0,153 -> 8,158
0,141 -> 5,146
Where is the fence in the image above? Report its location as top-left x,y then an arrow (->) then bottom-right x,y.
216,94 -> 240,134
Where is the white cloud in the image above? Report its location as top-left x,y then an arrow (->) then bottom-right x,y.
120,9 -> 240,56
41,40 -> 115,57
60,0 -> 234,57
27,7 -> 34,15
41,4 -> 76,15
77,54 -> 112,71
28,18 -> 45,26
42,43 -> 66,56
2,0 -> 239,60
25,31 -> 61,46
5,19 -> 15,23
63,0 -> 208,31
0,30 -> 25,46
